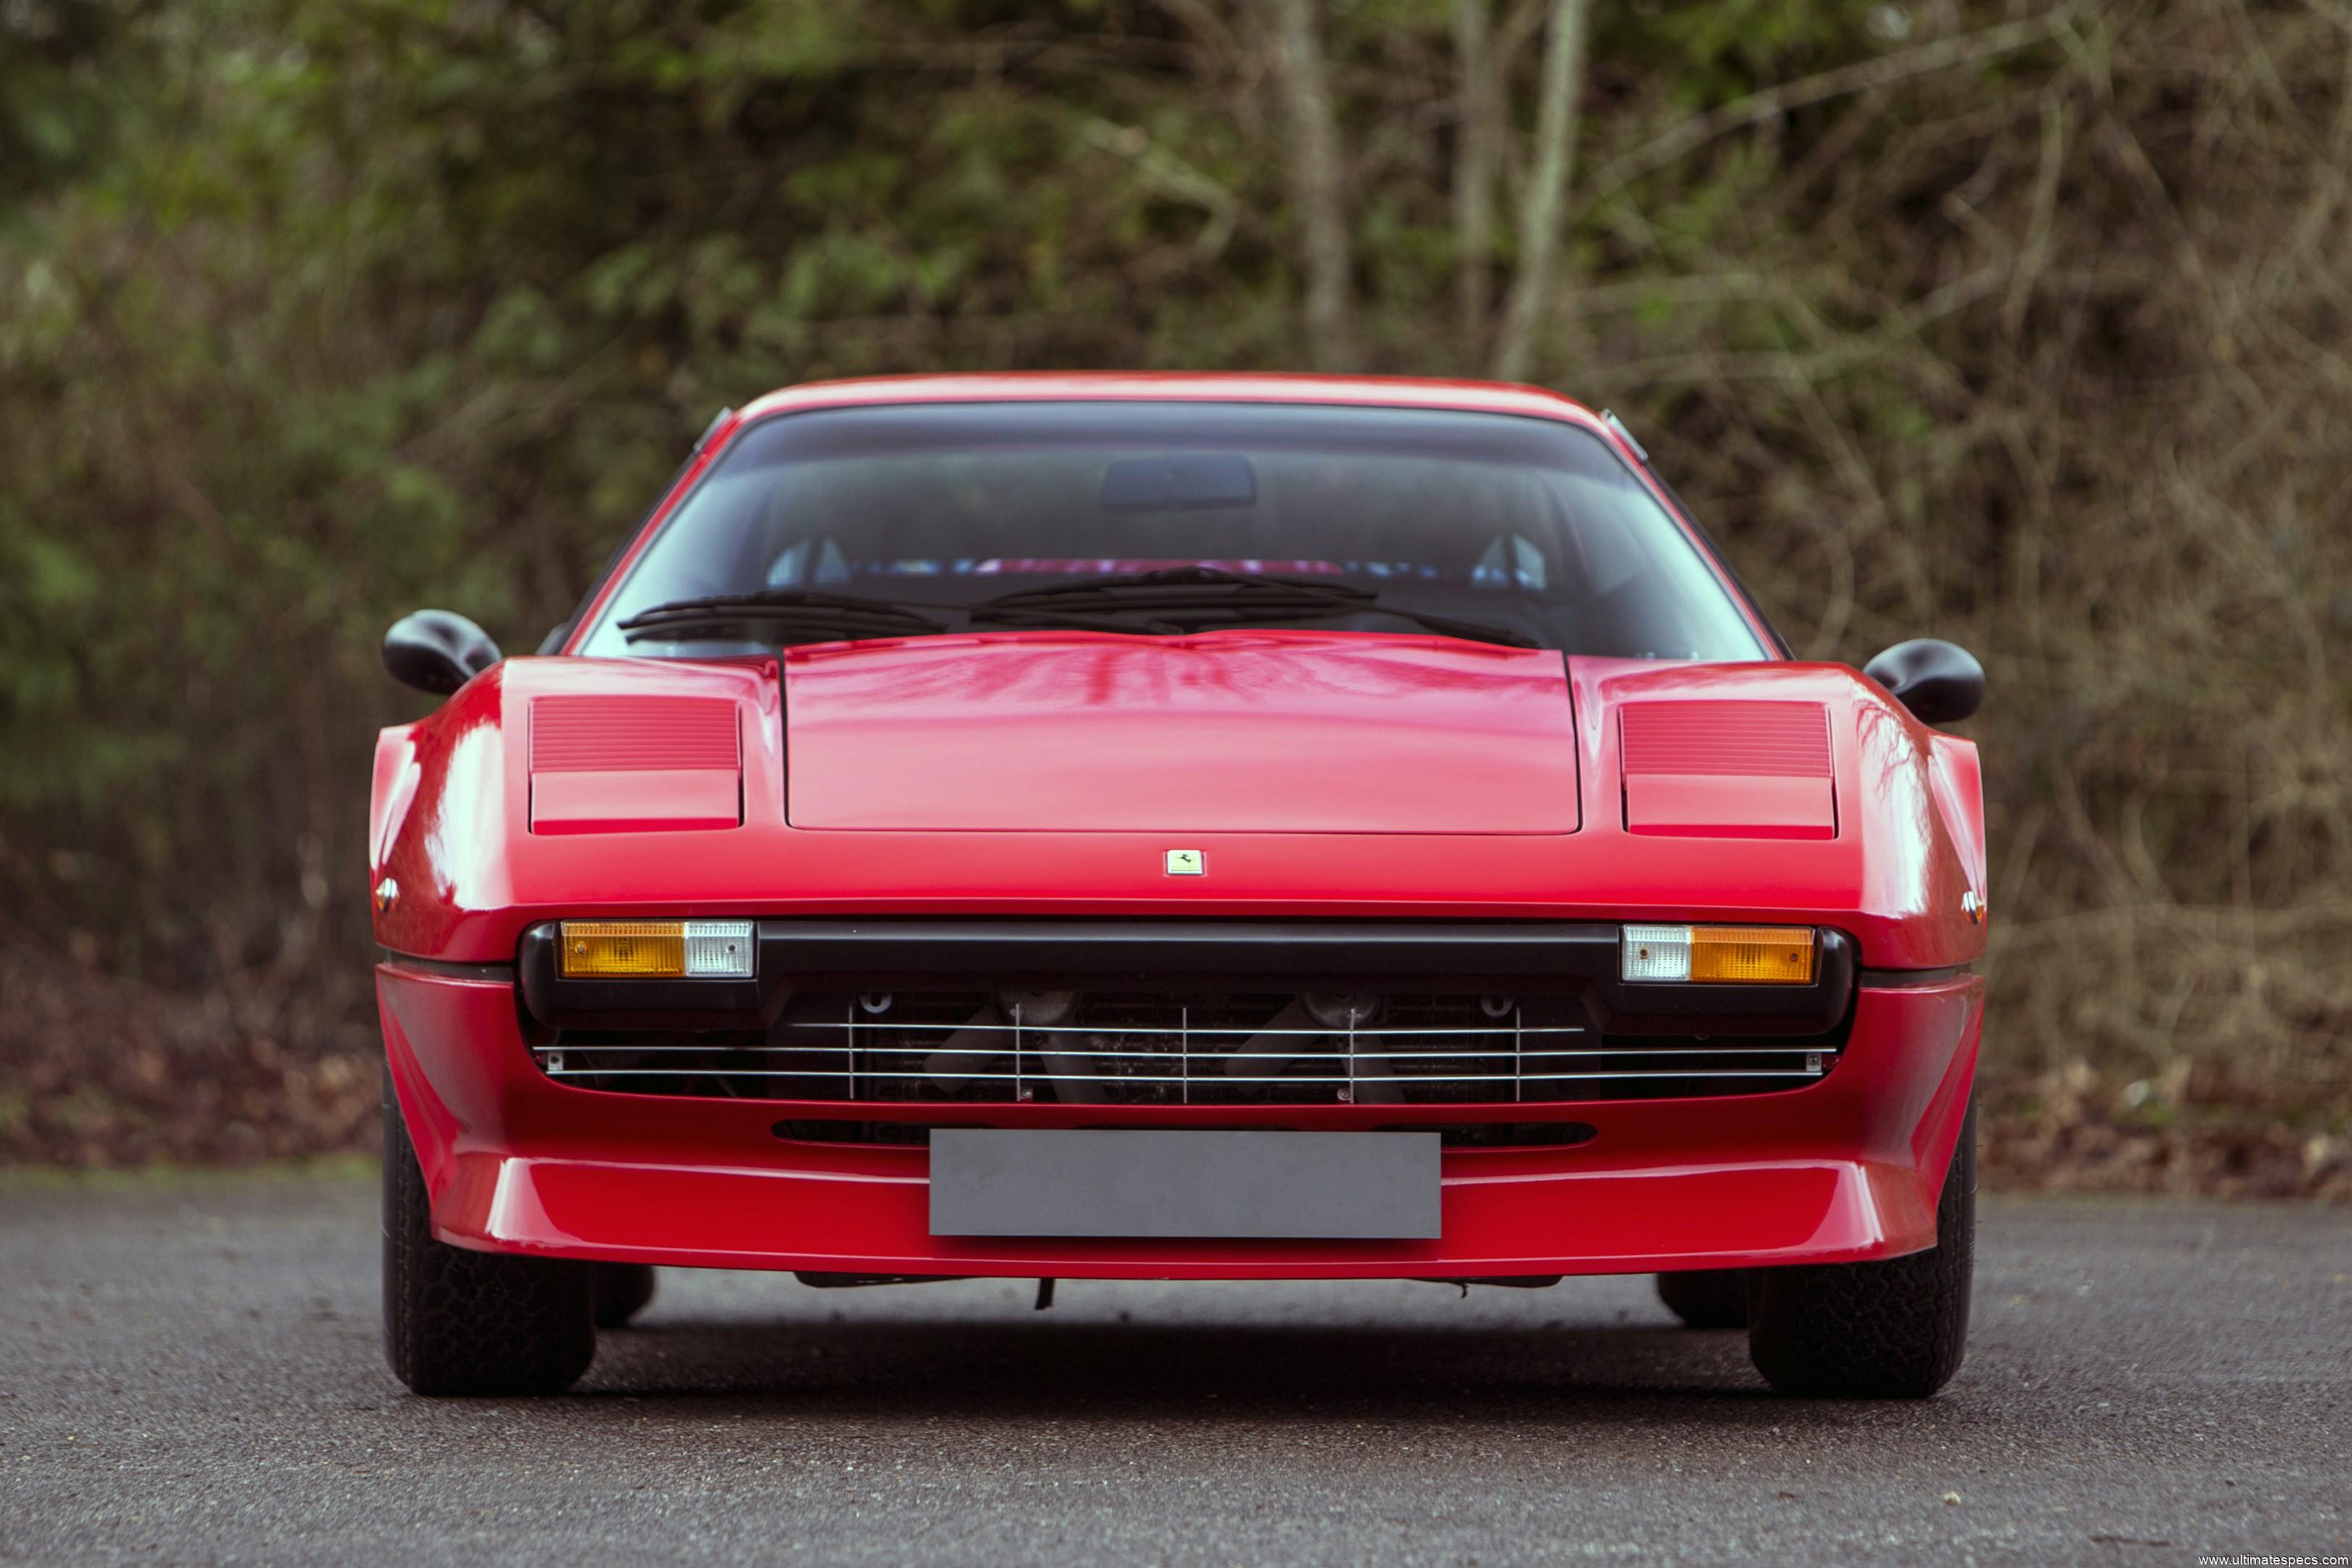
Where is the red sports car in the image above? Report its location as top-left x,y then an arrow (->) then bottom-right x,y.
371,374 -> 1988,1398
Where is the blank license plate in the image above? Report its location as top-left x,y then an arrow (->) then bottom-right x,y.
928,1130 -> 1441,1239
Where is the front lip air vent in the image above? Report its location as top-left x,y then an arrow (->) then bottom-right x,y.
767,1119 -> 1604,1150
533,989 -> 1845,1106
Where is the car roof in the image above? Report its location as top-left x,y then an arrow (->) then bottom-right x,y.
733,372 -> 1612,434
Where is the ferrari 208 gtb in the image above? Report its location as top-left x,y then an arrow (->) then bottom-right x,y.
371,374 -> 1988,1398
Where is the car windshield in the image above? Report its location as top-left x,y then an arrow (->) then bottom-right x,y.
573,401 -> 1770,661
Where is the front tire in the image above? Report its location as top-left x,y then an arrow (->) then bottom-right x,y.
1745,1096 -> 1976,1397
381,1071 -> 596,1395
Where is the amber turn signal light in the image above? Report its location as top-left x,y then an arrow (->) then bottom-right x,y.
1621,923 -> 1816,984
1689,925 -> 1815,984
558,920 -> 754,979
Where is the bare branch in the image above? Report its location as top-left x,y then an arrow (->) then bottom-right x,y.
1082,119 -> 1249,257
1580,8 -> 2081,211
1453,0 -> 1499,356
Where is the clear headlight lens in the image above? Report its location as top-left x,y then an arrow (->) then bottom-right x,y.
1620,924 -> 1695,981
1621,923 -> 1815,984
560,919 -> 754,979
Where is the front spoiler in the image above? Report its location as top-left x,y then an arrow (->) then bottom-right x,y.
377,966 -> 1980,1279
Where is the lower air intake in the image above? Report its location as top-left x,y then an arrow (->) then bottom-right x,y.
535,990 -> 1841,1106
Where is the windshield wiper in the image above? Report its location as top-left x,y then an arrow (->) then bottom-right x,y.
968,566 -> 1539,649
617,572 -> 1539,650
617,589 -> 948,643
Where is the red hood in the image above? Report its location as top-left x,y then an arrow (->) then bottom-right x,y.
780,632 -> 1580,833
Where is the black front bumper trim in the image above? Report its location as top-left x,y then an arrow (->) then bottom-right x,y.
517,919 -> 1855,1035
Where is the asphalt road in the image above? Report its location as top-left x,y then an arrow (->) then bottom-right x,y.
1,1173 -> 2345,1567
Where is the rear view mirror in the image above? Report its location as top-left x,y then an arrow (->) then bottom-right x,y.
383,610 -> 502,696
1863,638 -> 1984,725
1101,453 -> 1257,511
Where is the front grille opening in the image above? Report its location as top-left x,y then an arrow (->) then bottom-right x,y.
1382,1120 -> 1600,1148
542,988 -> 1844,1106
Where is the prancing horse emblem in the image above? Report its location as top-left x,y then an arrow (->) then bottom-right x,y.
1164,849 -> 1205,876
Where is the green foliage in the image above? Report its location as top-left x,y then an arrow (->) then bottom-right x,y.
1,0 -> 2348,1169
0,0 -> 140,218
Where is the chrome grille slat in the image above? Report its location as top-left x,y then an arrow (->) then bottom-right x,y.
544,1042 -> 1709,1061
542,1066 -> 1829,1083
781,1021 -> 1592,1037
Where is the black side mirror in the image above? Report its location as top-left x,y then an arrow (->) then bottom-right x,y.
1863,638 -> 1984,725
383,610 -> 502,696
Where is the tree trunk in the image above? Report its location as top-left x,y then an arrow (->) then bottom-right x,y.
1489,0 -> 1591,383
1261,0 -> 1357,371
1453,0 -> 1498,361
